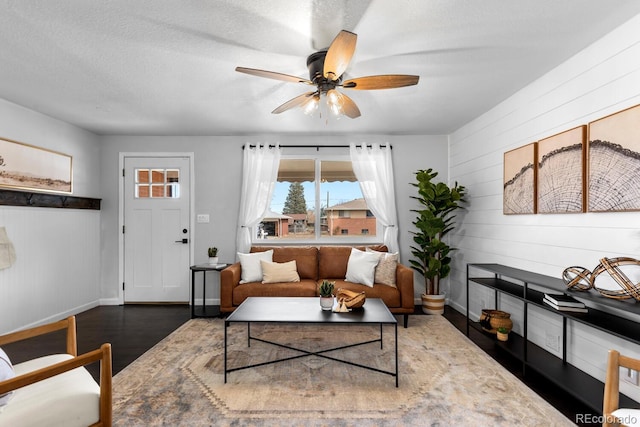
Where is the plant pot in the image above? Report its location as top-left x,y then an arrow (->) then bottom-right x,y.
320,296 -> 334,311
421,293 -> 445,315
497,331 -> 509,342
208,256 -> 219,265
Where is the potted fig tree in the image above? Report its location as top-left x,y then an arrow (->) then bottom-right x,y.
409,168 -> 466,314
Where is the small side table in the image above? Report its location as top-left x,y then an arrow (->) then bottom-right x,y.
190,263 -> 228,318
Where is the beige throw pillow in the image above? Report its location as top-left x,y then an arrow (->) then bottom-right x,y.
366,248 -> 399,287
261,260 -> 300,284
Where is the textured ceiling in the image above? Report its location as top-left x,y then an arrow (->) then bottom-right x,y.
1,0 -> 639,136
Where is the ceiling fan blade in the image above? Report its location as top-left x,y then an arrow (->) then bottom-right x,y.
235,67 -> 312,85
271,91 -> 318,114
323,30 -> 357,81
327,89 -> 360,119
342,74 -> 420,90
337,92 -> 361,119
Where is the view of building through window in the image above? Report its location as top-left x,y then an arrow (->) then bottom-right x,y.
258,158 -> 377,241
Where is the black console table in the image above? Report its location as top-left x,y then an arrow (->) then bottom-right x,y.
190,263 -> 228,318
466,263 -> 640,414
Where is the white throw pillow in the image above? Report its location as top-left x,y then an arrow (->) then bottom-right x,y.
261,260 -> 300,284
345,248 -> 381,287
0,347 -> 15,407
366,248 -> 399,287
238,250 -> 274,283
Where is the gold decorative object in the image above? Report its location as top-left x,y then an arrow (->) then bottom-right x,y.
590,257 -> 640,301
562,266 -> 593,291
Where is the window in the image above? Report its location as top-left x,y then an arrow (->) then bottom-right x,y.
135,168 -> 180,198
255,155 -> 379,243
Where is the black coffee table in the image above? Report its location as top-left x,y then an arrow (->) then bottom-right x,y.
224,297 -> 398,386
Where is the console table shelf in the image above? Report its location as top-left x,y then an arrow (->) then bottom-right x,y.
466,263 -> 640,414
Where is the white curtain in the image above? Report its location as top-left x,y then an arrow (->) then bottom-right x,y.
349,143 -> 399,254
236,144 -> 282,254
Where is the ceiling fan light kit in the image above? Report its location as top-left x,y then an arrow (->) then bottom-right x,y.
236,30 -> 419,120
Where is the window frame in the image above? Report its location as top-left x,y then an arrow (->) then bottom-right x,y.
252,153 -> 383,246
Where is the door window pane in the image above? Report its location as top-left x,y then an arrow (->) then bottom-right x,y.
135,168 -> 180,199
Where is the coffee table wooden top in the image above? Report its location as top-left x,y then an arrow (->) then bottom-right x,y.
226,297 -> 397,324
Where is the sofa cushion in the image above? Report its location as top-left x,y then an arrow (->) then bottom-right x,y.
261,260 -> 300,284
233,280 -> 318,306
345,248 -> 382,287
1,354 -> 100,426
251,246 -> 318,280
318,245 -> 388,279
238,250 -> 273,283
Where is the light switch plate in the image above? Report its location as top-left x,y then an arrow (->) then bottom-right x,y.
196,214 -> 210,223
621,367 -> 639,386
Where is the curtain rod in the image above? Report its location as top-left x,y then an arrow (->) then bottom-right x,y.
243,144 -> 391,150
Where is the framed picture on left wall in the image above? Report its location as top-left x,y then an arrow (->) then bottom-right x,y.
0,137 -> 72,194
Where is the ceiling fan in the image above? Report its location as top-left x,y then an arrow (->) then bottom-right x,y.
235,30 -> 419,119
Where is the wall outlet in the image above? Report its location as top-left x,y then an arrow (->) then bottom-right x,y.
196,214 -> 210,223
621,367 -> 639,386
545,331 -> 560,352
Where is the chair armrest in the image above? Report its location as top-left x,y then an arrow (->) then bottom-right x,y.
395,264 -> 415,310
220,262 -> 242,312
0,343 -> 112,426
0,316 -> 77,356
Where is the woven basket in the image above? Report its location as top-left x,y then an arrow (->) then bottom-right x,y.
479,309 -> 513,334
335,289 -> 366,309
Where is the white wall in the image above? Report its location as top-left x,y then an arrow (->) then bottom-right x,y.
447,13 -> 640,399
0,99 -> 101,333
98,134 -> 448,303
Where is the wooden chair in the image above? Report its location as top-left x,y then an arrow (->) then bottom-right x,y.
0,316 -> 112,426
603,349 -> 640,427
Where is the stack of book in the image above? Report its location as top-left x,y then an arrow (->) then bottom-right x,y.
543,293 -> 588,313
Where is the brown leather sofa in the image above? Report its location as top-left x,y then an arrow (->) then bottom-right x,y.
220,245 -> 415,327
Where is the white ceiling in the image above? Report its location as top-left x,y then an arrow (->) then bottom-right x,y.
1,0 -> 639,136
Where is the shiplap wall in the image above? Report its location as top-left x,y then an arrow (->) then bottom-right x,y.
0,98 -> 101,334
0,207 -> 100,333
447,13 -> 640,400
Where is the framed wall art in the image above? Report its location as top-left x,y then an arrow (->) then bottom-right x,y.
503,142 -> 537,214
0,137 -> 72,194
537,126 -> 586,214
588,104 -> 640,212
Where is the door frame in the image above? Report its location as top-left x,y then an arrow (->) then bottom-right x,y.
118,152 -> 195,305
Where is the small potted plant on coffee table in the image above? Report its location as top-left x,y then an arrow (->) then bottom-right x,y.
319,280 -> 335,311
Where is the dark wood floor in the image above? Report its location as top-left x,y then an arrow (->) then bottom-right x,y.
3,304 -> 599,426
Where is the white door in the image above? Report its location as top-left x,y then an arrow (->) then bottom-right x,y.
123,156 -> 191,302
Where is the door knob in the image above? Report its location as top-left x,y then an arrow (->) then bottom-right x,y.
175,238 -> 188,244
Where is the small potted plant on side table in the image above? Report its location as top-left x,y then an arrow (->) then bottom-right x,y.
319,280 -> 335,311
496,327 -> 509,342
208,247 -> 219,265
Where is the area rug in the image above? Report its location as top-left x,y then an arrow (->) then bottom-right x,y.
112,315 -> 574,426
